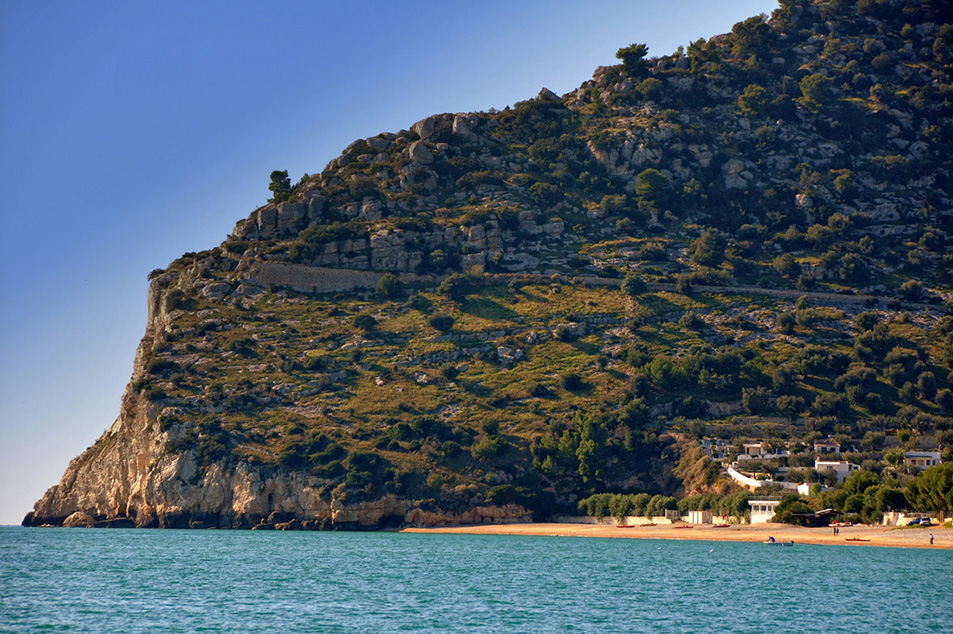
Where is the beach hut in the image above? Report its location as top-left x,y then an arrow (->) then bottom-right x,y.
748,498 -> 781,524
687,510 -> 713,524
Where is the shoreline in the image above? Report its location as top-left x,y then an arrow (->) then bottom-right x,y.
403,521 -> 951,550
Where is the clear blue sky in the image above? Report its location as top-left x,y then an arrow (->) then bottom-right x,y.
0,0 -> 778,525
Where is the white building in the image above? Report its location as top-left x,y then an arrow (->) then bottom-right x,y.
687,510 -> 713,524
813,439 -> 841,454
748,499 -> 781,524
815,459 -> 860,483
737,442 -> 790,462
904,451 -> 941,468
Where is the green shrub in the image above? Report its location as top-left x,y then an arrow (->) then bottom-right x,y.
798,74 -> 832,113
738,84 -> 769,117
349,176 -> 378,199
406,293 -> 432,312
561,372 -> 587,392
527,182 -> 562,206
471,436 -> 504,460
777,313 -> 795,334
678,311 -> 703,330
376,273 -> 403,299
439,273 -> 475,301
352,313 -> 377,332
146,358 -> 180,376
621,273 -> 646,296
440,440 -> 462,458
439,363 -> 459,381
638,243 -> 666,261
900,279 -> 923,300
429,313 -> 455,332
638,78 -> 663,101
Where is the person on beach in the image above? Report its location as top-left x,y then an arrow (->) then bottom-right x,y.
930,533 -> 934,545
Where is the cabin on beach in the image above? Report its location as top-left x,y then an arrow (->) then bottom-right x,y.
687,510 -> 713,524
748,498 -> 781,524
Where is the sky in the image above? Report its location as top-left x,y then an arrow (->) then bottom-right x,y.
0,0 -> 779,525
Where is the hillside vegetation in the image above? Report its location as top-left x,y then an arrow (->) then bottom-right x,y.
27,0 -> 953,529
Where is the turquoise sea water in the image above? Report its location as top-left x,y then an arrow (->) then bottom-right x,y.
1,526 -> 950,633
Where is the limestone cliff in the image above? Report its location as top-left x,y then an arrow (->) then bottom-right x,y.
26,277 -> 531,529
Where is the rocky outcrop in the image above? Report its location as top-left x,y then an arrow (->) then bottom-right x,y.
25,416 -> 530,529
24,380 -> 529,529
62,512 -> 96,528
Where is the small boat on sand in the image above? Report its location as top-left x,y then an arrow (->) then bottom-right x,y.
764,536 -> 794,546
845,537 -> 870,542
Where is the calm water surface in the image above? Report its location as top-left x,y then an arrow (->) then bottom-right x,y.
1,526 -> 950,632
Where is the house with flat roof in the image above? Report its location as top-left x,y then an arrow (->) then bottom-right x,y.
737,442 -> 790,462
741,442 -> 764,456
903,451 -> 941,468
814,459 -> 860,483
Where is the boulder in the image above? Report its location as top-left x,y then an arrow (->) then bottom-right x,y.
63,512 -> 96,528
722,158 -> 745,175
453,114 -> 475,137
412,116 -> 436,140
366,136 -> 391,150
409,141 -> 433,164
202,282 -> 232,301
466,224 -> 487,248
359,199 -> 383,221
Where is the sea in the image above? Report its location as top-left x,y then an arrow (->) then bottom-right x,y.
1,526 -> 950,633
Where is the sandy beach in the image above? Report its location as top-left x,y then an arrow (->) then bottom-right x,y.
403,521 -> 952,550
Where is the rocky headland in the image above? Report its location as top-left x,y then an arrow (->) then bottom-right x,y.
26,0 -> 953,529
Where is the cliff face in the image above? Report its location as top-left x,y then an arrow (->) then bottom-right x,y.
26,0 -> 953,528
27,278 -> 532,529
